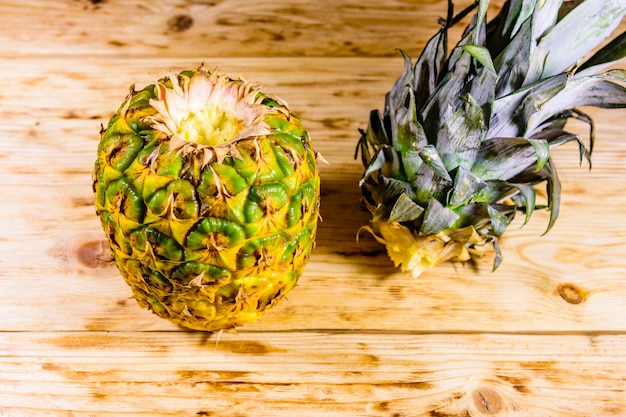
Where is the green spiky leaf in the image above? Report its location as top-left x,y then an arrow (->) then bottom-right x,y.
510,183 -> 537,225
413,26 -> 448,110
487,204 -> 510,237
539,0 -> 626,78
366,110 -> 389,147
471,137 -> 542,181
389,193 -> 425,223
437,94 -> 484,171
578,31 -> 626,75
360,147 -> 387,186
419,145 -> 453,182
543,157 -> 561,235
461,44 -> 497,74
420,198 -> 460,235
525,138 -> 550,171
449,167 -> 485,207
401,148 -> 424,181
526,70 -> 626,135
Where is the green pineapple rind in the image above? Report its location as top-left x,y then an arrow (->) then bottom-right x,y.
94,71 -> 320,331
357,0 -> 626,277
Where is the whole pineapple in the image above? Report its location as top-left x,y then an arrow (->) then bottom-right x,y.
94,66 -> 320,331
357,0 -> 626,277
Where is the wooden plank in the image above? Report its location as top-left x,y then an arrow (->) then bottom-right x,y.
0,0 -> 490,58
1,57 -> 626,333
1,332 -> 625,416
1,1 -> 626,415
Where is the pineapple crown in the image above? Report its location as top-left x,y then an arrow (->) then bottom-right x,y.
147,65 -> 285,164
357,0 -> 626,274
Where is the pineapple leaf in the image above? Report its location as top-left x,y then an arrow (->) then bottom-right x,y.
578,30 -> 626,75
563,108 -> 596,159
510,183 -> 536,225
420,198 -> 460,235
536,129 -> 590,166
461,44 -> 497,75
487,204 -> 510,237
510,0 -> 538,39
489,73 -> 568,138
437,95 -> 484,171
379,176 -> 415,205
363,176 -> 414,217
520,0 -> 563,86
493,19 -> 532,96
526,70 -> 626,135
401,148 -> 424,181
530,0 -> 563,45
472,180 -> 520,206
492,237 -> 503,271
389,51 -> 415,104
449,167 -> 485,207
412,163 -> 451,205
360,147 -> 387,186
395,89 -> 428,152
486,0 -> 535,57
419,144 -> 453,182
525,138 -> 549,172
474,0 -> 490,45
543,157 -> 561,235
413,37 -> 447,108
471,137 -> 541,181
389,193 -> 425,223
366,110 -> 389,147
422,37 -> 473,134
522,45 -> 549,89
539,0 -> 626,78
356,132 -> 370,167
383,145 -> 404,180
413,27 -> 448,111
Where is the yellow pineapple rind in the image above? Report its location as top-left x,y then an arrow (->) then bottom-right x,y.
94,67 -> 320,331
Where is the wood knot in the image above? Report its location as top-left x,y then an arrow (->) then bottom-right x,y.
167,15 -> 194,33
75,239 -> 112,269
471,387 -> 503,415
557,283 -> 587,304
49,233 -> 115,275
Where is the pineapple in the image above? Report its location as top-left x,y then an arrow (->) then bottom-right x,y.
357,0 -> 626,277
93,66 -> 320,331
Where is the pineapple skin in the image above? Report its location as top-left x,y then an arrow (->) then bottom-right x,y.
93,69 -> 320,331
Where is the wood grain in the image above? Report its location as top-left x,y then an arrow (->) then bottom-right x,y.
0,0 -> 491,58
2,332 -> 625,417
1,1 -> 626,416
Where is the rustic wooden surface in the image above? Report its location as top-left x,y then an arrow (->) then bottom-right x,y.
1,1 -> 626,416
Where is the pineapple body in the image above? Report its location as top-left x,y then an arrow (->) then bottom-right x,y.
358,0 -> 626,277
94,67 -> 320,331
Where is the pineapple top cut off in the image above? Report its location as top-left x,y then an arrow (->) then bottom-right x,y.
357,0 -> 626,277
94,66 -> 320,331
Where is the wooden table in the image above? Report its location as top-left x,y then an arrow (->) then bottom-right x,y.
1,1 -> 626,416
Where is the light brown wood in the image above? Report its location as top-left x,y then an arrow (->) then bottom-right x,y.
1,1 -> 626,416
2,332 -> 626,417
0,0 -> 491,58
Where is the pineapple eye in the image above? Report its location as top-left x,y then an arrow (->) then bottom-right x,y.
186,217 -> 246,251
